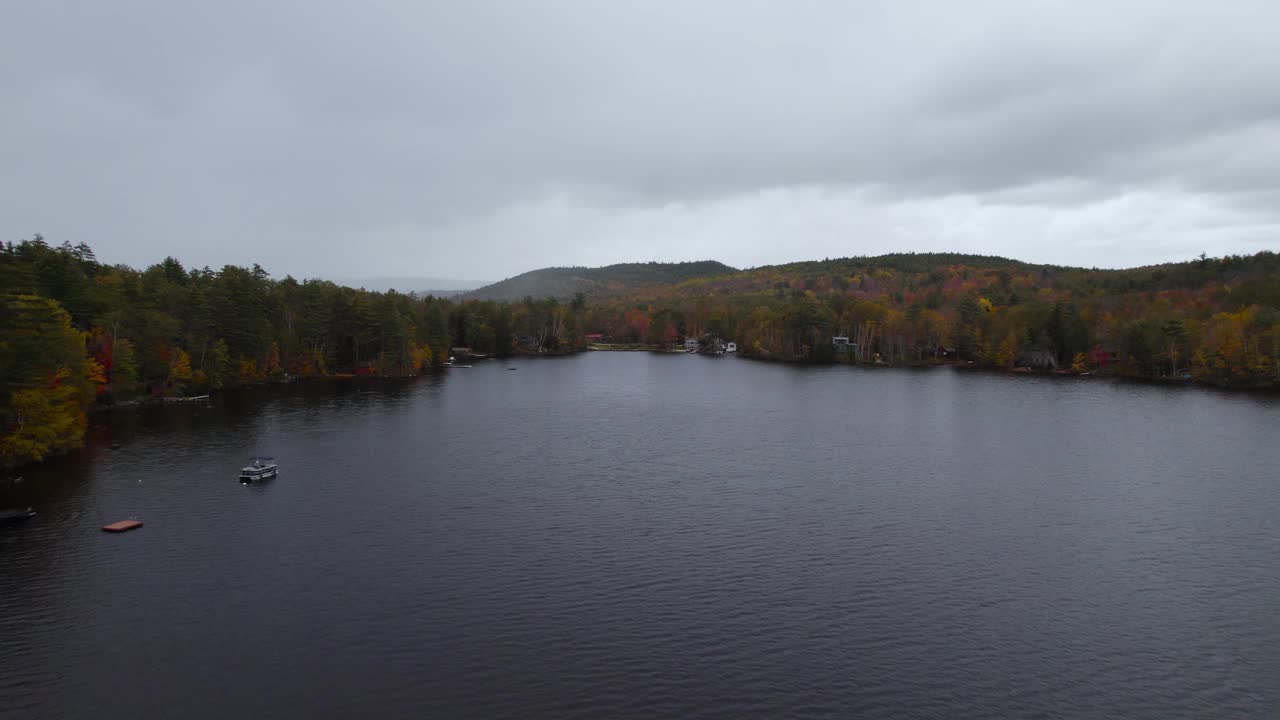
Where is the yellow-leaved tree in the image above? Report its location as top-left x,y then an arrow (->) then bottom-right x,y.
0,296 -> 99,464
167,347 -> 193,395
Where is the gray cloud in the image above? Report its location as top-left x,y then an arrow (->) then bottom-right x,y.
3,0 -> 1278,279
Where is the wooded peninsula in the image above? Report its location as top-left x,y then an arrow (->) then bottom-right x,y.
3,237 -> 1278,466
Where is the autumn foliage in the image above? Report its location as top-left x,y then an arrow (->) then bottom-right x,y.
568,251 -> 1280,387
0,295 -> 101,463
2,237 -> 1278,466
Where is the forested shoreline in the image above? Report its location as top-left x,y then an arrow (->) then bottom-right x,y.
0,238 -> 588,465
639,252 -> 1280,386
3,237 -> 1278,466
573,251 -> 1279,392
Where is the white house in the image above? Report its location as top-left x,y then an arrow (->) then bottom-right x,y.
684,337 -> 700,351
832,336 -> 859,353
726,342 -> 738,352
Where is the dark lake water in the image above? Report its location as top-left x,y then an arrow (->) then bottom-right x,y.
2,353 -> 1278,718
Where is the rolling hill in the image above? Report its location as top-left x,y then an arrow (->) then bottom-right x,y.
465,260 -> 737,301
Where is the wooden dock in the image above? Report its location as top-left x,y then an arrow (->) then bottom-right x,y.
102,520 -> 143,533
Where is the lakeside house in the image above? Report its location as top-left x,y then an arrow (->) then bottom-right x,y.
1017,349 -> 1058,370
726,342 -> 737,352
684,337 -> 700,351
1091,346 -> 1120,367
832,336 -> 853,353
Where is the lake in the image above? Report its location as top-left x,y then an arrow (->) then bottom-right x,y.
2,353 -> 1278,718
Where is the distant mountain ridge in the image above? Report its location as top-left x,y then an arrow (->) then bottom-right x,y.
461,251 -> 1280,309
465,260 -> 737,301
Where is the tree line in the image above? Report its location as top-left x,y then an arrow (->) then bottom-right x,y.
0,237 -> 588,464
568,251 -> 1280,386
3,238 -> 1278,465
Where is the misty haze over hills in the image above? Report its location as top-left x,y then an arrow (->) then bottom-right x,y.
324,276 -> 490,296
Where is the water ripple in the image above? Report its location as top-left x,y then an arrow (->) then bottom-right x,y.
1,357 -> 1278,719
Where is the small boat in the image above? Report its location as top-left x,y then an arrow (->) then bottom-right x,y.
1,507 -> 36,523
239,457 -> 278,483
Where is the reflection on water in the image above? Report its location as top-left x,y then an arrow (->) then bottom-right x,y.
2,357 -> 1278,719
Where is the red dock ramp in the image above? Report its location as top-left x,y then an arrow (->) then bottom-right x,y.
102,520 -> 143,533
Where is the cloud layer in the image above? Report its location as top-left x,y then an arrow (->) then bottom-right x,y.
4,1 -> 1278,279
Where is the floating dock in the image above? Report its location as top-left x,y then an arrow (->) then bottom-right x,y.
102,520 -> 143,533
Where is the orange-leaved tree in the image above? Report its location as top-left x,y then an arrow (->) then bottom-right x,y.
0,296 -> 101,463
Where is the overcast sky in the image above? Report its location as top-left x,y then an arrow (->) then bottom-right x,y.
4,1 -> 1279,282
